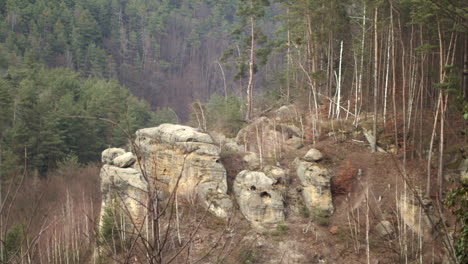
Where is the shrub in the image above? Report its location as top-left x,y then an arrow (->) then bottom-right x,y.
332,160 -> 357,195
189,94 -> 244,137
271,222 -> 288,236
4,224 -> 23,260
445,182 -> 468,263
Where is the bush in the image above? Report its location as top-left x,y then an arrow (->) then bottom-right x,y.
332,160 -> 357,195
271,222 -> 288,236
4,224 -> 23,260
189,94 -> 244,137
445,182 -> 468,263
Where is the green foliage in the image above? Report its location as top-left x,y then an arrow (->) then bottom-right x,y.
151,107 -> 179,126
0,65 -> 158,175
206,94 -> 244,136
99,200 -> 125,254
312,209 -> 331,226
299,205 -> 311,218
445,182 -> 468,263
238,246 -> 257,264
189,94 -> 244,137
4,224 -> 24,260
271,222 -> 289,236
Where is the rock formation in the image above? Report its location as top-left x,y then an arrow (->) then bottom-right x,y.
296,149 -> 334,215
233,168 -> 285,230
134,124 -> 233,219
398,189 -> 440,239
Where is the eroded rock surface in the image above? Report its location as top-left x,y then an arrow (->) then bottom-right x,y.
398,189 -> 440,239
233,169 -> 285,230
135,124 -> 233,219
296,150 -> 334,215
99,164 -> 147,227
101,148 -> 125,165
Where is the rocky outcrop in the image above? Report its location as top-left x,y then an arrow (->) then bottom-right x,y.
135,124 -> 233,219
113,152 -> 136,168
398,189 -> 440,239
235,116 -> 302,159
101,148 -> 136,168
233,169 -> 285,230
99,164 -> 147,228
101,148 -> 125,165
459,158 -> 468,182
296,150 -> 334,215
374,220 -> 396,238
304,148 -> 323,162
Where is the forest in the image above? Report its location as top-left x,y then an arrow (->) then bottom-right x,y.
0,0 -> 467,263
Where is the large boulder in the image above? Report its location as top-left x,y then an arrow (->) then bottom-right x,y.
135,124 -> 233,219
113,152 -> 136,168
233,170 -> 285,230
235,116 -> 302,159
101,148 -> 125,165
398,189 -> 440,239
304,148 -> 323,162
100,165 -> 148,228
459,158 -> 468,182
296,161 -> 334,215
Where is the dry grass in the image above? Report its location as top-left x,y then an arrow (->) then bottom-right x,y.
332,160 -> 358,195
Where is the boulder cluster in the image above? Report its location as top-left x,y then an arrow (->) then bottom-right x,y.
99,121 -> 335,231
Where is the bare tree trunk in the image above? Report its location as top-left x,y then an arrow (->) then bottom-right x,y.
390,3 -> 398,154
336,41 -> 343,119
383,26 -> 391,124
355,4 -> 366,126
372,7 -> 379,153
246,2 -> 255,121
215,61 -> 228,100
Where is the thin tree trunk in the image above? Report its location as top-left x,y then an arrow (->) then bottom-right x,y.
336,41 -> 343,119
390,3 -> 398,154
246,2 -> 255,121
372,7 -> 379,153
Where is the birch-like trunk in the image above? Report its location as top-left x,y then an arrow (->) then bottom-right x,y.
246,4 -> 255,121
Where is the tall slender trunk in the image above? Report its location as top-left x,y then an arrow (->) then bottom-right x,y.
390,2 -> 398,154
372,7 -> 379,153
287,7 -> 291,102
336,41 -> 343,119
355,4 -> 366,126
246,5 -> 255,121
383,26 -> 391,124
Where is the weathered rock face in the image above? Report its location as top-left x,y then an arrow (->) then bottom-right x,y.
374,220 -> 396,238
101,148 -> 125,165
235,116 -> 302,159
304,148 -> 324,162
100,164 -> 148,227
459,158 -> 468,183
296,151 -> 334,215
113,152 -> 136,168
233,169 -> 285,230
398,189 -> 440,239
135,124 -> 233,219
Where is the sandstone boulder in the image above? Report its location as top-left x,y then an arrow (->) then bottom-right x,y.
100,165 -> 148,227
398,189 -> 440,239
243,152 -> 261,170
101,148 -> 125,165
286,137 -> 303,150
235,116 -> 302,159
296,161 -> 334,215
374,220 -> 396,238
304,148 -> 323,162
135,124 -> 233,219
459,158 -> 468,182
113,152 -> 136,168
233,170 -> 285,229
